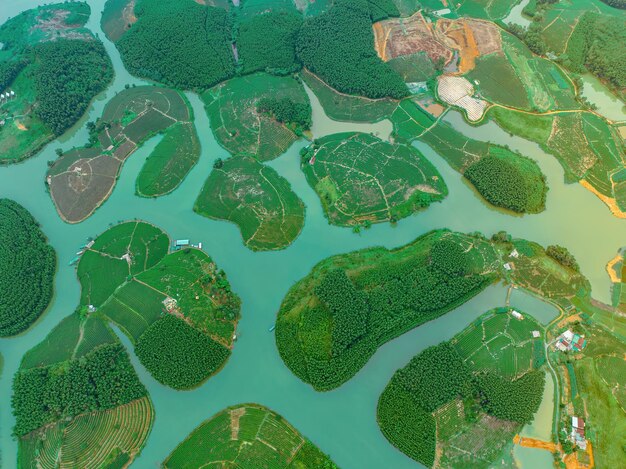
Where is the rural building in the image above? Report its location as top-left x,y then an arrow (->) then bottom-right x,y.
570,416 -> 587,450
503,262 -> 512,271
511,310 -> 523,320
532,330 -> 540,338
554,329 -> 587,352
433,8 -> 452,16
509,249 -> 519,258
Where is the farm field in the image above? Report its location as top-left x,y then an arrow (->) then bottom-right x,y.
0,2 -> 113,164
276,229 -> 501,390
0,199 -> 56,337
391,100 -> 548,214
47,86 -> 199,223
202,73 -> 310,161
163,404 -> 337,468
13,309 -> 152,468
195,155 -> 305,251
300,132 -> 447,226
489,107 -> 626,216
302,70 -> 399,123
79,221 -> 241,389
378,309 -> 546,467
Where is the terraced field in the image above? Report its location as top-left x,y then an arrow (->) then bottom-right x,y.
301,132 -> 447,226
195,155 -> 305,251
47,86 -> 199,223
19,397 -> 153,469
203,73 -> 310,161
163,404 -> 337,468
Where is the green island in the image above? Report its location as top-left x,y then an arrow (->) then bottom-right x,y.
78,221 -> 241,389
202,73 -> 311,161
392,101 -> 548,214
0,199 -> 56,337
47,86 -> 200,223
0,2 -> 113,164
13,314 -> 152,468
378,309 -> 546,467
195,155 -> 306,251
275,229 -> 589,391
299,132 -> 447,226
163,403 -> 338,469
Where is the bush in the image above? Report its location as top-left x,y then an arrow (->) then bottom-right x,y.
546,245 -> 579,271
256,96 -> 312,130
135,315 -> 230,389
0,199 -> 56,337
296,0 -> 408,99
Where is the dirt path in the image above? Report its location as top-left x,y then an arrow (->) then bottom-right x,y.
513,434 -> 559,452
606,253 -> 622,283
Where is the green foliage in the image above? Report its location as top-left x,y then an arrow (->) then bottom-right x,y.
256,96 -> 312,130
296,1 -> 408,99
464,153 -> 547,214
316,269 -> 369,356
430,239 -> 470,276
476,371 -> 545,423
0,199 -> 56,337
116,0 -> 235,89
276,230 -> 499,390
237,9 -> 303,75
546,245 -> 580,272
12,344 -> 147,436
565,12 -> 626,88
32,39 -> 113,135
135,315 -> 230,389
599,0 -> 626,7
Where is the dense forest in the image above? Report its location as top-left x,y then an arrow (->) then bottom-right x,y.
464,152 -> 547,214
32,39 -> 113,135
378,342 -> 545,466
236,9 -> 302,75
565,12 -> 626,89
12,344 -> 146,436
116,0 -> 235,89
546,245 -> 580,271
296,0 -> 408,99
599,0 -> 626,8
0,199 -> 56,337
256,96 -> 312,130
135,315 -> 230,389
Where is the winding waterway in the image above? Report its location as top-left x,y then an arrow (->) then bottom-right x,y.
1,2 -> 625,468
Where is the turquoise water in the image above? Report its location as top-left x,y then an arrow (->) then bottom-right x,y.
1,2 -> 625,468
580,74 -> 626,122
509,289 -> 560,325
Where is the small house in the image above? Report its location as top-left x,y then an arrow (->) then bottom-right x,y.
571,416 -> 587,450
532,330 -> 540,338
510,249 -> 519,258
511,310 -> 523,320
503,263 -> 512,271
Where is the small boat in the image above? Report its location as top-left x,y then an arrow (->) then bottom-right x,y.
268,325 -> 275,332
68,256 -> 80,266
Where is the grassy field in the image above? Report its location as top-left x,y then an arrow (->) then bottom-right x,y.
47,86 -> 198,223
163,403 -> 337,468
77,221 -> 241,388
301,132 -> 447,226
302,70 -> 399,122
276,229 -> 501,390
391,100 -> 548,213
455,0 -> 515,20
203,73 -> 309,161
195,155 -> 305,251
19,397 -> 153,469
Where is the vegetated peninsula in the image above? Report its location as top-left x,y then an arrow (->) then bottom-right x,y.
163,403 -> 338,469
0,199 -> 56,337
275,229 -> 589,391
195,155 -> 306,251
300,132 -> 448,226
0,2 -> 113,164
378,309 -> 546,467
78,221 -> 241,389
14,314 -> 152,468
47,86 -> 200,223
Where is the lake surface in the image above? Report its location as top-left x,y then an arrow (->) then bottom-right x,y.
504,0 -> 531,28
1,2 -> 625,468
580,74 -> 626,122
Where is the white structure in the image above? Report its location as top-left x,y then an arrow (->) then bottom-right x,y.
563,330 -> 574,342
532,330 -> 540,338
511,310 -> 523,320
510,249 -> 519,258
503,262 -> 512,271
437,76 -> 487,121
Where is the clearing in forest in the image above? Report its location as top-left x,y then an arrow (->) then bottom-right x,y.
203,73 -> 310,161
195,155 -> 305,251
163,404 -> 337,468
47,86 -> 199,223
300,132 -> 447,226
